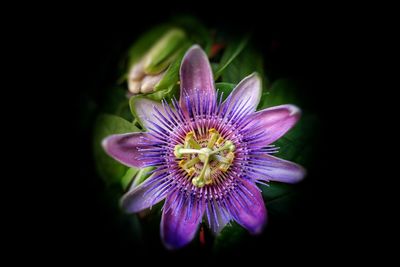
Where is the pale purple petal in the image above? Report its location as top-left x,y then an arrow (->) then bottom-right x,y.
255,154 -> 306,184
179,45 -> 216,113
130,97 -> 169,130
120,172 -> 168,213
223,73 -> 262,113
231,180 -> 267,234
206,202 -> 231,234
161,191 -> 205,249
101,132 -> 152,168
247,104 -> 301,146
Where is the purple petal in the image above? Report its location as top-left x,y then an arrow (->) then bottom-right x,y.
102,132 -> 152,168
256,154 -> 306,184
206,201 -> 231,234
231,180 -> 267,234
223,73 -> 262,112
161,191 -> 205,249
120,172 -> 168,213
130,97 -> 169,130
179,45 -> 216,113
247,104 -> 301,146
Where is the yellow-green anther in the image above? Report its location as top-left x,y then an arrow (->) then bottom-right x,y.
192,176 -> 205,187
214,155 -> 231,164
174,144 -> 184,158
204,166 -> 212,185
184,131 -> 201,149
143,28 -> 186,75
207,128 -> 220,149
218,152 -> 235,172
187,167 -> 196,176
216,136 -> 225,146
224,140 -> 236,152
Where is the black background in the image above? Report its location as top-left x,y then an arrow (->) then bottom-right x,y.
17,2 -> 363,264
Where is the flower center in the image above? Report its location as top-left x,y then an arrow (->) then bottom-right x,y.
174,128 -> 235,188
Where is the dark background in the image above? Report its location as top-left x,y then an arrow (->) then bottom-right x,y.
24,3 -> 357,264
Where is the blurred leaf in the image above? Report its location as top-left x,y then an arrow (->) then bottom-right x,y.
131,166 -> 156,188
93,114 -> 140,186
172,16 -> 212,53
147,83 -> 180,101
121,167 -> 139,191
214,37 -> 249,80
266,193 -> 297,218
215,82 -> 236,101
101,87 -> 132,121
222,45 -> 268,90
258,79 -> 299,109
261,182 -> 293,201
213,221 -> 248,252
274,114 -> 317,166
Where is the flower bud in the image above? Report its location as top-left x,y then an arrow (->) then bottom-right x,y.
143,28 -> 186,75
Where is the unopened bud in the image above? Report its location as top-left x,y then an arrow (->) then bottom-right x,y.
143,28 -> 186,75
128,60 -> 145,81
140,71 -> 166,94
128,80 -> 141,94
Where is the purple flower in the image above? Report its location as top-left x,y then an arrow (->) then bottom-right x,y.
102,45 -> 306,249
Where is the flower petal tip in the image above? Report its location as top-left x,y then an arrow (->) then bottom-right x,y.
287,104 -> 301,117
101,136 -> 111,152
293,165 -> 307,183
249,222 -> 267,235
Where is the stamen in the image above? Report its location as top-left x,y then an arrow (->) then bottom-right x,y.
174,144 -> 184,158
207,128 -> 219,149
218,152 -> 235,172
184,131 -> 201,149
173,129 -> 236,187
210,141 -> 235,155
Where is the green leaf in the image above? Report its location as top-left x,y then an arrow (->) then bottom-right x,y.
213,221 -> 248,252
131,166 -> 156,188
261,182 -> 293,201
171,16 -> 212,53
215,82 -> 236,101
274,114 -> 317,165
93,114 -> 140,186
258,79 -> 299,109
121,167 -> 139,191
214,37 -> 249,80
101,87 -> 132,121
222,45 -> 268,91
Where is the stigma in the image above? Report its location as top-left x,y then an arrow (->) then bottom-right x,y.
173,128 -> 235,188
